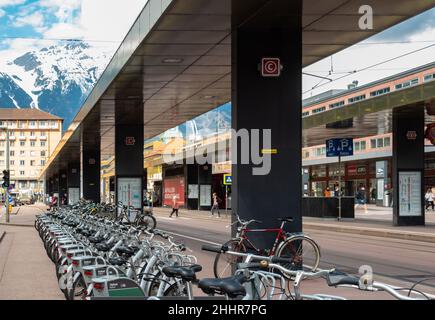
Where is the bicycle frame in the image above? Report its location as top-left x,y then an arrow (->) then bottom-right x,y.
239,221 -> 287,256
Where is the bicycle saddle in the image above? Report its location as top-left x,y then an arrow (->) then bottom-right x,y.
162,265 -> 202,282
198,274 -> 248,299
95,242 -> 112,252
89,236 -> 104,244
116,246 -> 135,257
278,217 -> 294,223
108,257 -> 128,266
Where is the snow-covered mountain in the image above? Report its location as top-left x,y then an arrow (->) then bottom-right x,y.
0,42 -> 112,128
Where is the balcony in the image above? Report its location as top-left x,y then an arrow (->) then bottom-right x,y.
40,135 -> 47,140
29,136 -> 37,141
19,136 -> 26,141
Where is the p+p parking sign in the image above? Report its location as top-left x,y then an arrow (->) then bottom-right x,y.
326,138 -> 354,157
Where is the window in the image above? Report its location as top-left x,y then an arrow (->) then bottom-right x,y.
10,151 -> 14,157
395,78 -> 419,90
354,141 -> 361,151
329,101 -> 345,109
9,141 -> 15,147
20,171 -> 25,176
39,121 -> 47,128
424,73 -> 435,82
0,160 -> 3,166
40,131 -> 46,136
30,141 -> 36,147
40,160 -> 46,166
30,160 -> 35,166
20,160 -> 25,166
370,87 -> 390,97
41,150 -> 46,157
0,151 -> 3,157
18,121 -> 25,129
20,141 -> 25,147
20,131 -> 25,137
302,111 -> 310,117
51,120 -> 58,128
30,131 -> 35,136
29,121 -> 36,128
0,121 -> 3,127
315,147 -> 326,157
370,139 -> 377,149
384,137 -> 391,147
40,141 -> 46,147
377,138 -> 384,148
30,151 -> 36,157
10,160 -> 14,166
312,106 -> 326,114
20,150 -> 25,156
360,141 -> 366,150
0,141 -> 4,147
348,94 -> 366,104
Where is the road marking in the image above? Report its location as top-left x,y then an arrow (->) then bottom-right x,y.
163,230 -> 221,246
158,217 -> 192,221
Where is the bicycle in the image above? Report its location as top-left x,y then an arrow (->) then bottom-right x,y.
116,203 -> 156,231
213,213 -> 320,278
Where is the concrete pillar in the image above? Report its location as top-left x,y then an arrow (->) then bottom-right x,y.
231,0 -> 303,248
81,131 -> 101,203
115,102 -> 144,211
392,104 -> 425,226
67,162 -> 80,205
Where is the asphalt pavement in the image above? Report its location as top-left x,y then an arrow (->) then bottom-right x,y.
154,211 -> 435,296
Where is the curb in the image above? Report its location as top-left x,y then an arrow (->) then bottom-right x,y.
0,223 -> 34,228
0,231 -> 5,243
303,222 -> 435,243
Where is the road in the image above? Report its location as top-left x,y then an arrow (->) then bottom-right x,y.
154,214 -> 435,295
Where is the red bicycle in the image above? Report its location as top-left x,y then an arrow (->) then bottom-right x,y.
214,214 -> 321,278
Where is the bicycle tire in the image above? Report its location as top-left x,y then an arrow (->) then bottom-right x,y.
276,235 -> 320,275
69,275 -> 87,300
139,214 -> 157,231
213,239 -> 247,279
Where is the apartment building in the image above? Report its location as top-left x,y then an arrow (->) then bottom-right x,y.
0,109 -> 63,193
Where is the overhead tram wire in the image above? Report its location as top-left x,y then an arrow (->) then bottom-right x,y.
302,42 -> 435,95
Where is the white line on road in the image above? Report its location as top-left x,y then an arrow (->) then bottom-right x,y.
163,230 -> 221,246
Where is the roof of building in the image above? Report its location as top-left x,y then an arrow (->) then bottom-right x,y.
303,61 -> 435,108
0,108 -> 63,121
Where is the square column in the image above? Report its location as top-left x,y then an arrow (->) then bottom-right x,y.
81,130 -> 101,203
231,0 -> 303,248
392,104 -> 425,226
115,102 -> 144,212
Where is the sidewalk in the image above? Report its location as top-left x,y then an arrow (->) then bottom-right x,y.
0,205 -> 63,300
153,206 -> 435,243
0,203 -> 46,226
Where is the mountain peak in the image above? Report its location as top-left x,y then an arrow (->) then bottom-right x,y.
0,41 -> 112,128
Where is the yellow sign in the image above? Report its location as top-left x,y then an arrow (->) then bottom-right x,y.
262,149 -> 278,154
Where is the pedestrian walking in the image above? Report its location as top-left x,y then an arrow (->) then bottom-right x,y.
169,195 -> 179,218
425,188 -> 435,211
211,192 -> 221,218
354,184 -> 368,214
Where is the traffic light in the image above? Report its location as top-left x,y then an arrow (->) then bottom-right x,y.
2,170 -> 9,188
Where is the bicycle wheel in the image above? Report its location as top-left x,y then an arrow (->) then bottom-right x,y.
139,214 -> 156,231
164,281 -> 188,297
276,235 -> 320,274
69,275 -> 87,300
213,239 -> 246,279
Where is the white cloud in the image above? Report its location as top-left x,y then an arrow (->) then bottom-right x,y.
43,22 -> 84,40
0,0 -> 25,7
0,8 -> 5,17
14,11 -> 45,28
80,0 -> 148,42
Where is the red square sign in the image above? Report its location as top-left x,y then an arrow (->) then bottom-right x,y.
125,137 -> 136,146
261,58 -> 281,77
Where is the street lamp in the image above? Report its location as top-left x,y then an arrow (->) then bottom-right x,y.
0,126 -> 10,223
